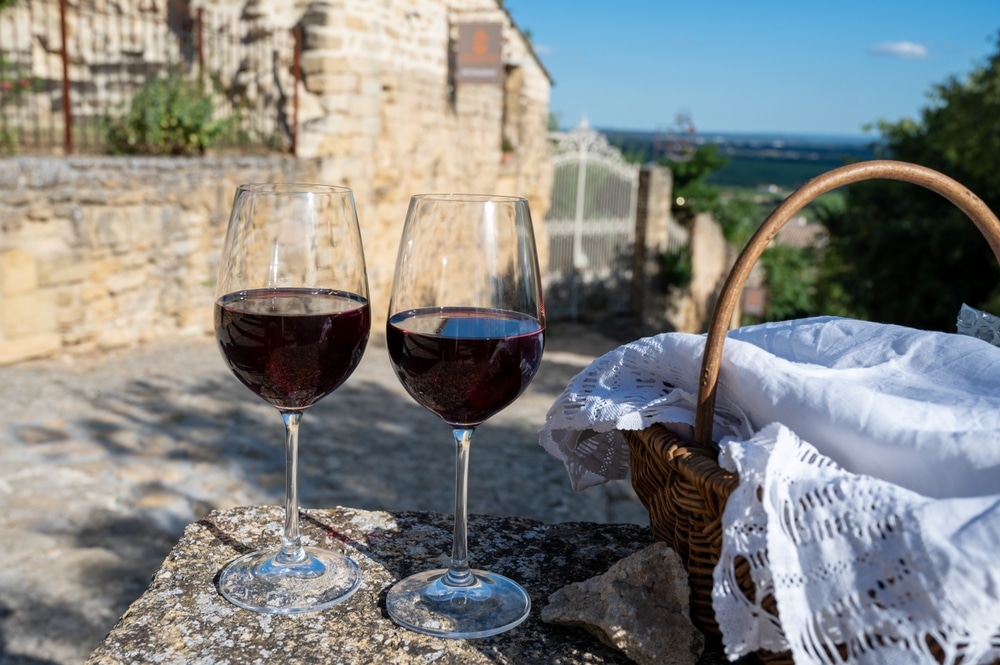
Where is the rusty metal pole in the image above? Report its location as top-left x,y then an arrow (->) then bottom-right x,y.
196,8 -> 204,78
59,0 -> 72,154
292,25 -> 301,156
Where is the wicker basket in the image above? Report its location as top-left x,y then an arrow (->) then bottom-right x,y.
624,160 -> 1000,664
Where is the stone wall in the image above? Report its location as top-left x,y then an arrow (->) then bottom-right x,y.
0,0 -> 554,365
158,0 -> 555,316
660,213 -> 737,334
0,156 -> 321,364
293,0 -> 554,309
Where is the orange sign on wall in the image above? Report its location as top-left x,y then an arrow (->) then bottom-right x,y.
456,23 -> 503,85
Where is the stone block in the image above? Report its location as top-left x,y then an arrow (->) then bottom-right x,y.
1,248 -> 38,296
107,190 -> 145,206
105,269 -> 149,295
303,26 -> 344,51
343,12 -> 370,31
38,253 -> 88,287
89,257 -> 124,283
299,51 -> 340,77
85,507 -> 655,665
87,207 -> 137,251
1,290 -> 57,338
95,324 -> 135,350
0,333 -> 61,365
55,290 -> 83,328
26,203 -> 53,221
79,282 -> 109,304
297,89 -> 327,122
300,1 -> 342,29
86,296 -> 115,318
318,92 -> 353,114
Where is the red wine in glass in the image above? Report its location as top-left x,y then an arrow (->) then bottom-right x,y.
213,182 -> 370,614
216,287 -> 370,411
386,307 -> 543,427
384,193 -> 545,638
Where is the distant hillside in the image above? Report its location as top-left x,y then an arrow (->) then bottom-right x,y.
599,128 -> 876,190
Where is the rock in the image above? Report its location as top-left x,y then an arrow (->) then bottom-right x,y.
85,506 -> 658,664
541,541 -> 704,665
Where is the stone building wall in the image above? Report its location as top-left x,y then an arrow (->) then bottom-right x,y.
292,0 -> 554,311
0,0 -> 554,364
174,0 -> 554,318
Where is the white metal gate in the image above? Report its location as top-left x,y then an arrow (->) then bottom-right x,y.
544,120 -> 640,321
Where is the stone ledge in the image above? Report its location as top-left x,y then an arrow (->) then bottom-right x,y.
85,506 -> 656,664
0,332 -> 62,365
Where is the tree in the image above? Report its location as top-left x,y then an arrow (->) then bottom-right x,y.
815,31 -> 1000,330
660,142 -> 730,223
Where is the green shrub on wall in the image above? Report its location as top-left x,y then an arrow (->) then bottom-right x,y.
105,72 -> 233,156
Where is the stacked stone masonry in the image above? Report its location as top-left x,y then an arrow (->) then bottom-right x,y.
0,157 -> 323,364
0,0 -> 554,365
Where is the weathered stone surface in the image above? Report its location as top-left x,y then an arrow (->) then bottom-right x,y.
85,506 -> 654,664
0,331 -> 61,363
0,157 -> 322,363
542,542 -> 704,665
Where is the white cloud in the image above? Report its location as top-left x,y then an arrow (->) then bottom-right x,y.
869,41 -> 930,59
532,43 -> 555,56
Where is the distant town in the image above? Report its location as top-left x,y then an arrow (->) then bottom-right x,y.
598,128 -> 877,189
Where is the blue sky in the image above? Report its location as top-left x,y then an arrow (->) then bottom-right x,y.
502,1 -> 998,137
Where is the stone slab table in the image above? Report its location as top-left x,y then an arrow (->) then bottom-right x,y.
85,505 -> 662,664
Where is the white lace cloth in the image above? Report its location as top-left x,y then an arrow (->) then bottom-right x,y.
539,316 -> 1000,665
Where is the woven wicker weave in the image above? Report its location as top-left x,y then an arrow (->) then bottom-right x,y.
624,160 -> 1000,665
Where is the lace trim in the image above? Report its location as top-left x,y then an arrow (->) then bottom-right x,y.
716,424 -> 1000,665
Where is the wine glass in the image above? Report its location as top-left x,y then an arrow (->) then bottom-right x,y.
384,193 -> 545,638
213,183 -> 371,614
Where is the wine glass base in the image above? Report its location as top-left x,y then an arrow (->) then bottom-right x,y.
386,569 -> 531,639
218,546 -> 360,614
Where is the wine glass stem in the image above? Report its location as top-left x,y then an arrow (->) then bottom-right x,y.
278,411 -> 307,564
444,427 -> 475,587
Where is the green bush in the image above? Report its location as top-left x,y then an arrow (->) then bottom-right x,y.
105,72 -> 233,155
814,32 -> 1000,330
759,244 -> 820,322
0,55 -> 42,106
658,245 -> 693,291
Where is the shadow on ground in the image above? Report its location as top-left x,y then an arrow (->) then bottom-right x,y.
0,322 -> 647,663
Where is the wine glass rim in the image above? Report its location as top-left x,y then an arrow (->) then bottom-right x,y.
411,193 -> 527,203
237,182 -> 354,195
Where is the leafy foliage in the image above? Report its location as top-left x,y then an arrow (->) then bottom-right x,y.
0,55 -> 42,105
760,244 -> 821,321
715,191 -> 828,323
656,145 -> 826,316
815,31 -> 1000,330
714,193 -> 762,247
104,71 -> 233,156
660,143 -> 730,222
659,245 -> 693,291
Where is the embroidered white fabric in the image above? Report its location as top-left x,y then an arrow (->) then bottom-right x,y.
538,317 -> 1000,665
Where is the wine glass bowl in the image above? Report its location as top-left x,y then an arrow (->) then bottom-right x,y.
213,182 -> 370,614
384,193 -> 545,638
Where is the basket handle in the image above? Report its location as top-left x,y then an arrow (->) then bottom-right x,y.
694,159 -> 1000,446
